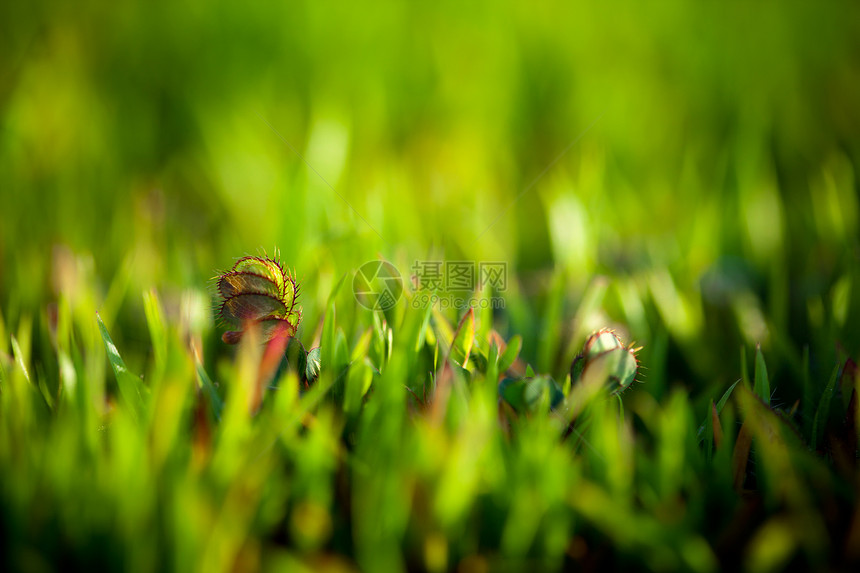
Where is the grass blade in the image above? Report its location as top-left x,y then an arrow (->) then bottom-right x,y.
194,353 -> 224,421
753,345 -> 770,405
716,380 -> 740,413
97,313 -> 144,419
712,401 -> 724,450
11,335 -> 30,384
143,289 -> 168,382
498,335 -> 522,376
451,308 -> 475,366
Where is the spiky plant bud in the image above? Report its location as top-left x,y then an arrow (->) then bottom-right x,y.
570,329 -> 640,395
216,255 -> 302,344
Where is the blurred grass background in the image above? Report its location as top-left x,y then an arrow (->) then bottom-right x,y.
2,1 -> 860,571
2,2 -> 858,353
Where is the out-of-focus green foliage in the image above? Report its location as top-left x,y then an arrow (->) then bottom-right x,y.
1,1 -> 860,571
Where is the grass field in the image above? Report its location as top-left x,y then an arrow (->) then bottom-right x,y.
2,2 -> 860,571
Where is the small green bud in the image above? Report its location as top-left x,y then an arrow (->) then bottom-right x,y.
570,329 -> 640,395
216,255 -> 302,344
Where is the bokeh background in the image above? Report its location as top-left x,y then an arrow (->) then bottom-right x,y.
2,2 -> 860,570
3,3 -> 858,380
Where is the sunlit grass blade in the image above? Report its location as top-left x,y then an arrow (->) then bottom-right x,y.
413,300 -> 433,353
451,308 -> 475,366
538,271 -> 565,373
320,273 -> 348,375
11,335 -> 31,385
498,334 -> 522,375
143,289 -> 168,385
96,313 -> 145,419
321,301 -> 337,374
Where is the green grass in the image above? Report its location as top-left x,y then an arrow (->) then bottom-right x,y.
2,1 -> 860,571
